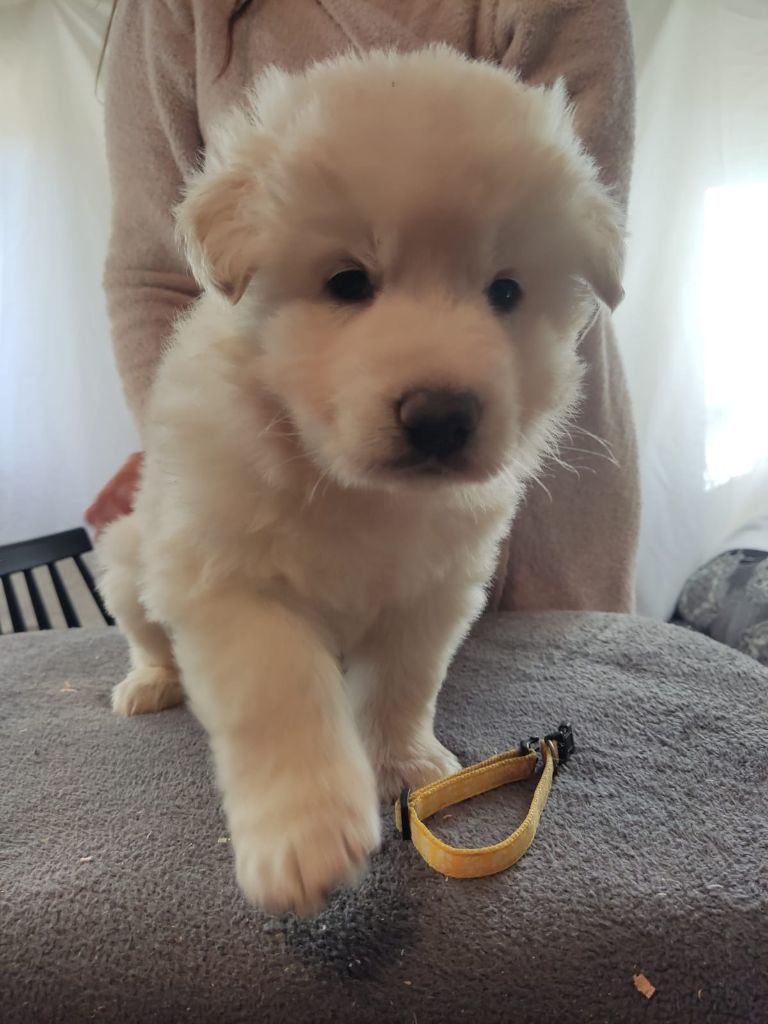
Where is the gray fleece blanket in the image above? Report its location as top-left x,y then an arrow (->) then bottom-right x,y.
1,613 -> 767,1023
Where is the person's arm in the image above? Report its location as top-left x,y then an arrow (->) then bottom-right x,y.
496,0 -> 635,210
102,0 -> 203,427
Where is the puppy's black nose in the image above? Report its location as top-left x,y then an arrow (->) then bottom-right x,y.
397,389 -> 481,460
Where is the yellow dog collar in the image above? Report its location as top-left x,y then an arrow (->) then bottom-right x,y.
394,724 -> 574,879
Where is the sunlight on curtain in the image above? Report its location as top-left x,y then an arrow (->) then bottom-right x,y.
619,0 -> 768,618
700,183 -> 768,489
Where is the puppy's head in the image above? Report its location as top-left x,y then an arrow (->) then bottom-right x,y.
177,48 -> 624,489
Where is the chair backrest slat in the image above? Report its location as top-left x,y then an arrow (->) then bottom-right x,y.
1,575 -> 26,632
23,569 -> 51,630
74,554 -> 114,626
47,562 -> 81,629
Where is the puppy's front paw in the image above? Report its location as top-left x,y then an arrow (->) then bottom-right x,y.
229,773 -> 381,916
374,734 -> 461,800
112,667 -> 183,716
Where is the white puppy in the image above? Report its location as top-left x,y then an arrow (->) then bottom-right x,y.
99,46 -> 623,915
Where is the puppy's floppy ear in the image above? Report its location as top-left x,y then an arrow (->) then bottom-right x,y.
576,184 -> 626,311
175,167 -> 262,304
540,79 -> 626,311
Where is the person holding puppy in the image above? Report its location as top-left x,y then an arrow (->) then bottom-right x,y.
89,0 -> 639,614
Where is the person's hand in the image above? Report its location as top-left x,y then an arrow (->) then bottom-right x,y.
85,452 -> 144,536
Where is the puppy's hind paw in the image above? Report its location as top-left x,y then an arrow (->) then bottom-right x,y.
112,667 -> 183,716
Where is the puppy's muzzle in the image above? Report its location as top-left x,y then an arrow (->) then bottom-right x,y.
395,388 -> 481,464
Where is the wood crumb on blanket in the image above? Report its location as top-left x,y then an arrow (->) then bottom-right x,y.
633,973 -> 656,999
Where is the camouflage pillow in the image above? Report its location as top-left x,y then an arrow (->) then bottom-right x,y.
675,549 -> 768,666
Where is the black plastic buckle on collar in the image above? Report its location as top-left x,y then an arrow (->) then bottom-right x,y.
398,787 -> 412,842
520,723 -> 575,774
545,723 -> 575,773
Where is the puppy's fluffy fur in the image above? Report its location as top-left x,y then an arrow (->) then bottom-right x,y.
99,47 -> 623,914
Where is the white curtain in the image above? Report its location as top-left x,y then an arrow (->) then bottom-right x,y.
620,0 -> 768,618
0,0 -> 137,546
1,0 -> 766,621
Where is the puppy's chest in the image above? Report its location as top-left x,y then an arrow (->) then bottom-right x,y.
263,495 -> 473,613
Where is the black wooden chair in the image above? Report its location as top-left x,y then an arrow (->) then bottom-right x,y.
0,528 -> 114,633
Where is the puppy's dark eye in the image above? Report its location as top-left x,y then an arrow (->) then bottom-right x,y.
486,277 -> 523,313
325,268 -> 375,304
